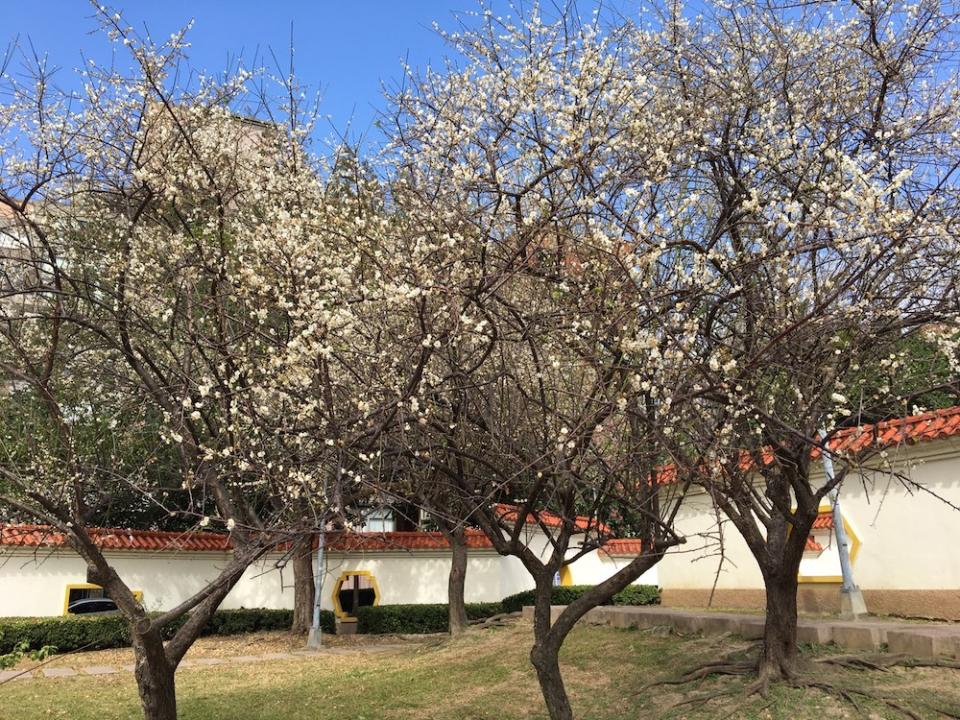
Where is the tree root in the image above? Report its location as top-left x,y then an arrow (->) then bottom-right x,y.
645,644 -> 959,718
643,645 -> 960,719
641,642 -> 762,692
745,673 -> 770,699
816,653 -> 960,671
643,659 -> 757,690
791,677 -> 960,720
661,687 -> 741,715
470,611 -> 521,630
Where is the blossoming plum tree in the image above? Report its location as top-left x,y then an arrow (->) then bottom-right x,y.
0,10 -> 434,720
384,0 -> 960,714
383,10 -> 711,719
647,0 -> 960,691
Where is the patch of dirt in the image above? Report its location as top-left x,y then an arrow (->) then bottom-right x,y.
317,632 -> 433,647
11,629 -> 430,671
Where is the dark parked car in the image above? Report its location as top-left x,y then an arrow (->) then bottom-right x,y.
67,598 -> 120,615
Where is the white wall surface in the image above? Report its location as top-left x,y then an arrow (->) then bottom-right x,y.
657,437 -> 960,592
319,550 -> 506,609
0,550 -> 87,616
817,439 -> 960,590
1,525 -> 657,617
0,549 -> 298,617
657,490 -> 764,590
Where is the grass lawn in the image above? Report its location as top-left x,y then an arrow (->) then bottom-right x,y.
2,621 -> 959,720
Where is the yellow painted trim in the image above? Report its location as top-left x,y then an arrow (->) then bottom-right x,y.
797,502 -> 862,585
814,501 -> 861,563
63,584 -> 143,615
559,565 -> 573,587
63,583 -> 100,616
331,570 -> 380,621
844,516 -> 862,565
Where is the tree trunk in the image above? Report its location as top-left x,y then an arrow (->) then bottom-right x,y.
447,528 -> 469,635
530,576 -> 574,720
291,534 -> 315,634
758,571 -> 800,683
132,629 -> 177,720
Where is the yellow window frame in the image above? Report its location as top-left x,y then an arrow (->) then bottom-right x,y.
63,583 -> 143,616
331,570 -> 380,622
797,502 -> 862,585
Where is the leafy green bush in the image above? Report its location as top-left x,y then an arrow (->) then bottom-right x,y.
356,602 -> 503,635
0,630 -> 57,669
0,608 -> 335,655
500,584 -> 660,614
0,614 -> 131,655
610,584 -> 661,606
202,608 -> 311,636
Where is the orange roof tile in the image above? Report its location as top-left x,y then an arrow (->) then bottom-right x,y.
805,535 -> 823,553
325,529 -> 494,552
655,405 -> 960,485
0,524 -> 503,554
493,503 -> 611,534
815,405 -> 960,457
812,511 -> 834,530
600,538 -> 646,557
0,524 -> 232,552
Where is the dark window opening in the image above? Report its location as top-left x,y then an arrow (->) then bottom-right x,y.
337,573 -> 377,617
392,501 -> 420,532
68,585 -> 106,606
69,598 -> 119,615
65,585 -> 141,615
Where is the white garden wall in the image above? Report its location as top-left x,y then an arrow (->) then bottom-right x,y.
655,436 -> 960,618
0,524 -> 656,618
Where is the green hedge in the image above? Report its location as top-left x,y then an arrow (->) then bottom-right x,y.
0,608 -> 336,655
356,602 -> 503,635
500,584 -> 660,614
0,614 -> 131,654
609,584 -> 661,607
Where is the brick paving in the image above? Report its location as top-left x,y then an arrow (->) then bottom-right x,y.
81,666 -> 119,676
0,670 -> 32,682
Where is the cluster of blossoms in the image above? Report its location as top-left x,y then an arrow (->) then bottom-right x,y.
0,0 -> 953,537
0,15 -> 441,535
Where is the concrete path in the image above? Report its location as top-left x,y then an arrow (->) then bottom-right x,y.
0,643 -> 410,684
522,605 -> 960,658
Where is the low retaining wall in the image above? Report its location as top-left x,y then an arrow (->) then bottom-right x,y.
661,588 -> 960,622
521,605 -> 960,659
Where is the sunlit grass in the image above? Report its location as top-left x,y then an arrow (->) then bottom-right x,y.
3,622 -> 958,720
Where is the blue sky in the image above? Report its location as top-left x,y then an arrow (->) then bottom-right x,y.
1,1 -> 511,145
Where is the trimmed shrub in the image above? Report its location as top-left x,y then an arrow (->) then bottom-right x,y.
355,602 -> 503,635
204,608 -> 301,635
610,584 -> 660,607
500,584 -> 661,614
0,614 -> 131,654
0,608 -> 335,655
